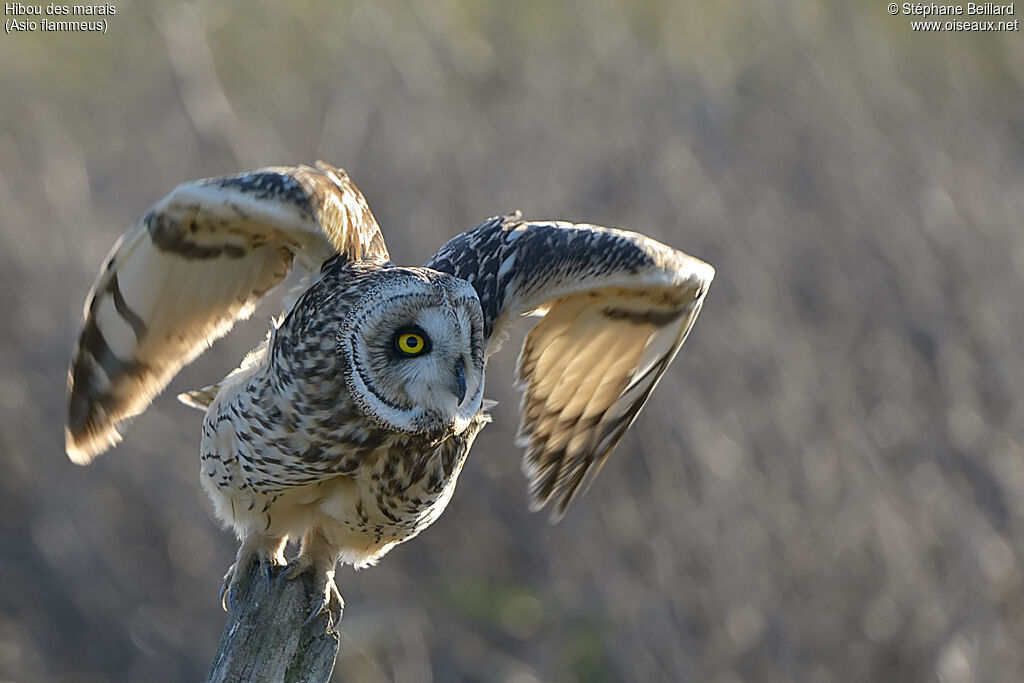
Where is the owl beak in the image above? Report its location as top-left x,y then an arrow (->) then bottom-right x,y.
451,361 -> 468,405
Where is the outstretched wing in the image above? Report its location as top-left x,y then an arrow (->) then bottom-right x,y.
426,212 -> 714,519
66,162 -> 389,463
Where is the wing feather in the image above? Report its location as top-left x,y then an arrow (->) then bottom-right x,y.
66,162 -> 388,463
426,213 -> 713,519
559,325 -> 645,423
521,301 -> 588,396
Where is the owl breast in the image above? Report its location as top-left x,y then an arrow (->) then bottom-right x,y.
314,416 -> 489,563
198,357 -> 490,566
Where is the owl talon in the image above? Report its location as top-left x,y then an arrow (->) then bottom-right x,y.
279,554 -> 344,630
303,578 -> 344,630
219,562 -> 246,611
262,562 -> 275,587
219,574 -> 231,611
275,560 -> 305,589
219,538 -> 287,612
219,561 -> 258,611
274,563 -> 295,588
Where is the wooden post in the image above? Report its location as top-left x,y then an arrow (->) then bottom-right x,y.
206,562 -> 341,683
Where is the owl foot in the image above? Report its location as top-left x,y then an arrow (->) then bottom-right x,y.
306,569 -> 344,630
219,535 -> 287,611
278,554 -> 345,630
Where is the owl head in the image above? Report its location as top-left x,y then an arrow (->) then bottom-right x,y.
337,267 -> 485,435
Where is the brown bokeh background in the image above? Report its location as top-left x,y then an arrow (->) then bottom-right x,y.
1,2 -> 1022,681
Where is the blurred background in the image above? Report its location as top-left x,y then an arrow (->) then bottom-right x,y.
1,1 -> 1022,681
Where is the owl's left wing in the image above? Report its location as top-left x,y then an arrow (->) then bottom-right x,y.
66,162 -> 388,463
425,212 -> 714,519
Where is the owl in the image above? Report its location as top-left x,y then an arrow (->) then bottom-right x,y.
66,162 -> 714,623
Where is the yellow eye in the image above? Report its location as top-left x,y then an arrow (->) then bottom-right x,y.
396,332 -> 427,356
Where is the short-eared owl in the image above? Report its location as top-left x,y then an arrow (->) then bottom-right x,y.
66,162 -> 714,621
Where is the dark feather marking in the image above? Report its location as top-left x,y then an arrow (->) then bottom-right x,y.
106,274 -> 147,340
601,307 -> 683,327
212,171 -> 315,220
68,318 -> 152,435
146,209 -> 250,260
77,319 -> 150,384
425,213 -> 651,344
376,494 -> 401,522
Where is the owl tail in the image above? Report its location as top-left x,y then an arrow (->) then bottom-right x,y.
178,385 -> 219,410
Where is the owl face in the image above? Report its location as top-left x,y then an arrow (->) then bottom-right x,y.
337,268 -> 485,435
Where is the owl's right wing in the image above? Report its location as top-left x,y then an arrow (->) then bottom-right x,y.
426,212 -> 714,519
66,162 -> 389,464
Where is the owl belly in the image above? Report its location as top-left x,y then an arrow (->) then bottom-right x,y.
315,422 -> 485,566
199,382 -> 488,568
200,440 -> 474,568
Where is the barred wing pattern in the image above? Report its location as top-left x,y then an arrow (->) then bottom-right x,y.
426,213 -> 714,518
66,162 -> 389,463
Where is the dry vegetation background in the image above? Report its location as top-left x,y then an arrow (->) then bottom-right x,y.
1,1 -> 1023,681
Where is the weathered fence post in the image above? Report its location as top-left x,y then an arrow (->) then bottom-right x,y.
206,562 -> 341,683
